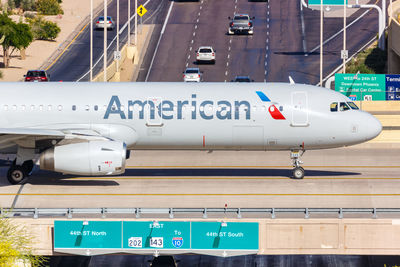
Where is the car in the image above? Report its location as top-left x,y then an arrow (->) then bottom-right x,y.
95,16 -> 115,30
24,70 -> 50,82
183,68 -> 202,82
196,46 -> 216,64
231,76 -> 254,82
228,14 -> 254,35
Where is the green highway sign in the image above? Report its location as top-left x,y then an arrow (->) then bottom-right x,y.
54,221 -> 259,254
308,0 -> 348,5
123,221 -> 190,250
335,74 -> 386,101
54,221 -> 122,249
191,222 -> 259,250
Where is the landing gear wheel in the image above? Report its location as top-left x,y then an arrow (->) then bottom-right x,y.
7,165 -> 27,185
293,167 -> 305,179
22,160 -> 34,175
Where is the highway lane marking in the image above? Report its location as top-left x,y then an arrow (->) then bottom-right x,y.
3,193 -> 400,196
308,9 -> 370,54
45,23 -> 89,71
146,0 -> 173,81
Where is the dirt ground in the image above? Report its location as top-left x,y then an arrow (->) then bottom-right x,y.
0,0 -> 103,81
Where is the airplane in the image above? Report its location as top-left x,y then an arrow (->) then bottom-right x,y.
0,82 -> 381,184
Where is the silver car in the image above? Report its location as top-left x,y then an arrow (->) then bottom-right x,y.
95,16 -> 115,30
196,46 -> 216,64
183,68 -> 202,82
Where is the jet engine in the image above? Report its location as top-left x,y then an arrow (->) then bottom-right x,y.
40,141 -> 127,175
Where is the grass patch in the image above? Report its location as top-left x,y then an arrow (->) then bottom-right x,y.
346,43 -> 387,74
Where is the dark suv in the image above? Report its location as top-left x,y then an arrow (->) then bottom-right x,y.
24,70 -> 50,82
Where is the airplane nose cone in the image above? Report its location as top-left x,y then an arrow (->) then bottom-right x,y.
365,114 -> 382,141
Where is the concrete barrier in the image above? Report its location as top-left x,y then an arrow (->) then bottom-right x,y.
388,1 -> 400,73
12,218 -> 400,256
93,43 -> 137,82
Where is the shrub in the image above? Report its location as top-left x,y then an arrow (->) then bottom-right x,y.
28,16 -> 60,40
36,0 -> 63,15
21,0 -> 36,11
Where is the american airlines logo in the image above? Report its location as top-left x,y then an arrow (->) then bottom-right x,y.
256,91 -> 286,120
104,95 -> 251,120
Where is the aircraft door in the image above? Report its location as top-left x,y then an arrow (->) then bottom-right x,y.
291,91 -> 309,127
146,97 -> 163,126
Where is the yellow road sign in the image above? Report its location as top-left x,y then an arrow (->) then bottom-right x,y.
137,5 -> 147,17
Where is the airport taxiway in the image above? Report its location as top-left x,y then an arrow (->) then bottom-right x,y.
0,143 -> 399,209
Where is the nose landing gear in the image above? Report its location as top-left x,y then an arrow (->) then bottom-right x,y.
291,149 -> 305,179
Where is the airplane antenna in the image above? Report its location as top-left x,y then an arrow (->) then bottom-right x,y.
288,76 -> 295,85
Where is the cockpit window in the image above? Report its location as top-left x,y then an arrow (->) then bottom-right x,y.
330,102 -> 338,112
347,102 -> 359,110
340,102 -> 350,111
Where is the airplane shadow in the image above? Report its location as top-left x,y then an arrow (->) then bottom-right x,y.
0,168 -> 361,186
123,168 -> 360,178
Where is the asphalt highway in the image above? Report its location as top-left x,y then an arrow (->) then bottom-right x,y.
46,0 -> 167,81
1,143 -> 400,210
145,0 -> 382,84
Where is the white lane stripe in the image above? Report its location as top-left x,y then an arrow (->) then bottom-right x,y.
198,12 -> 201,16
186,63 -> 188,67
191,39 -> 194,43
188,55 -> 191,59
145,0 -> 173,82
308,9 -> 370,54
226,62 -> 229,67
228,46 -> 231,51
227,54 -> 230,59
195,25 -> 197,29
200,6 -> 202,9
225,71 -> 228,76
300,0 -> 308,56
190,47 -> 192,51
197,18 -> 199,23
193,32 -> 196,36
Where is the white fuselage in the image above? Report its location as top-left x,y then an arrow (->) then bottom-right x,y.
0,82 -> 381,152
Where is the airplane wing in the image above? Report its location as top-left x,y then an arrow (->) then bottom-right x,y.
0,128 -> 109,150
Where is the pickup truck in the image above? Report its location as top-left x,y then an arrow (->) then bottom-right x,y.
228,14 -> 254,35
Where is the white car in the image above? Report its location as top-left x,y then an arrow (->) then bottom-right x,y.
183,68 -> 202,82
196,46 -> 216,64
95,16 -> 115,30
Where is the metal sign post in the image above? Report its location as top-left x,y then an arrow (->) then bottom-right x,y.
103,0 -> 107,82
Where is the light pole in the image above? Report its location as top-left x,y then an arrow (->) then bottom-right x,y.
320,0 -> 323,86
117,0 -> 120,71
103,0 -> 107,82
135,0 -> 138,45
90,0 -> 93,81
128,0 -> 131,45
343,0 -> 346,73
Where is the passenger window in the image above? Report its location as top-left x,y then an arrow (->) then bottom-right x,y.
72,105 -> 76,111
347,102 -> 359,110
85,105 -> 90,111
340,102 -> 350,111
279,106 -> 283,112
330,102 -> 338,112
94,105 -> 98,111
